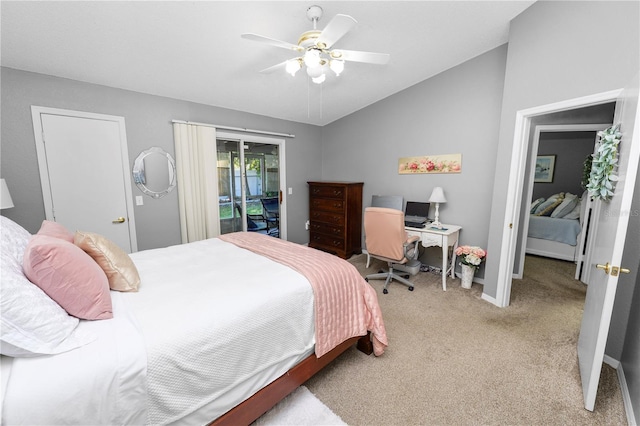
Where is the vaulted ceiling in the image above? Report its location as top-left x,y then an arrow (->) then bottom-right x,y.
1,1 -> 535,126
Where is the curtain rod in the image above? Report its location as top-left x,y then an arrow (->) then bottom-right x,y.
171,120 -> 295,138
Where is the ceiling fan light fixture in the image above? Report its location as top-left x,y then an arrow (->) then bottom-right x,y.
329,59 -> 344,76
312,73 -> 326,84
304,48 -> 322,68
286,58 -> 302,76
306,64 -> 324,78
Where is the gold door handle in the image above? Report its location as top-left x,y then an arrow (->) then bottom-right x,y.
597,263 -> 632,276
596,263 -> 611,274
112,217 -> 126,224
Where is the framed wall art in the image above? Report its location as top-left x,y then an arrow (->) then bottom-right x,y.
534,155 -> 556,183
398,153 -> 461,175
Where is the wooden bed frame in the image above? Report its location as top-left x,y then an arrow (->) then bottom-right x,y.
210,332 -> 373,426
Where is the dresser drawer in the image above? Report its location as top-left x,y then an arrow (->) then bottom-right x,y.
309,233 -> 346,251
309,222 -> 344,237
309,185 -> 346,199
310,210 -> 345,226
310,197 -> 345,212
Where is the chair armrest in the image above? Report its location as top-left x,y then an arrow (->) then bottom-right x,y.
403,237 -> 420,261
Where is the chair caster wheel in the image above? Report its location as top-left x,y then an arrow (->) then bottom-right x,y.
408,286 -> 414,291
383,289 -> 388,294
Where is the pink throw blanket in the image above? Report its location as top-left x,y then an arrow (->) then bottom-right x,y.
219,232 -> 387,357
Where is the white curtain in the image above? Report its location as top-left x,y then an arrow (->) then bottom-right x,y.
172,123 -> 220,243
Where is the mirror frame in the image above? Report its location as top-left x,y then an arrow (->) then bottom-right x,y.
132,147 -> 177,198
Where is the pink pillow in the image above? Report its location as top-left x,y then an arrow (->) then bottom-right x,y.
22,235 -> 113,320
37,220 -> 75,243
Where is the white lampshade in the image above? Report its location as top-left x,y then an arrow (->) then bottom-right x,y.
285,59 -> 302,76
311,73 -> 326,84
428,187 -> 447,203
329,59 -> 344,76
1,179 -> 15,209
306,64 -> 324,78
303,48 -> 321,68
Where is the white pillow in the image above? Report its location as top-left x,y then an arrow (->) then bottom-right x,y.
563,198 -> 582,220
530,197 -> 545,214
551,193 -> 579,218
533,193 -> 564,215
0,216 -> 95,357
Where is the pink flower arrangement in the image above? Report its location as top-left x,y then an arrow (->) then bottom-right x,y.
455,245 -> 487,269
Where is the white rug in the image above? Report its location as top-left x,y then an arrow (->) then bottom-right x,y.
253,386 -> 347,426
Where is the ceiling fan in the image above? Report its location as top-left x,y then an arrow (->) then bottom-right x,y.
241,5 -> 390,84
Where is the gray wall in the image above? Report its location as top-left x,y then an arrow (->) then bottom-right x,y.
321,44 -> 508,278
618,172 -> 640,423
483,0 -> 639,417
0,67 -> 322,249
485,0 -> 639,297
532,132 -> 596,201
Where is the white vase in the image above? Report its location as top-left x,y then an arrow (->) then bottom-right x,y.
461,264 -> 475,289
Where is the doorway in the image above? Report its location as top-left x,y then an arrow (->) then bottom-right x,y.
215,131 -> 286,239
31,106 -> 138,252
516,124 -> 612,283
494,93 -> 620,308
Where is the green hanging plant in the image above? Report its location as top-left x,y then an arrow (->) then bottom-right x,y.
581,153 -> 592,190
586,124 -> 621,201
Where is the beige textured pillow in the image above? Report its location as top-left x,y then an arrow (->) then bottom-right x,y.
74,231 -> 140,292
536,195 -> 565,216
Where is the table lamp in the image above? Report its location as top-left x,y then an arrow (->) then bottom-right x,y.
1,179 -> 14,209
428,186 -> 446,229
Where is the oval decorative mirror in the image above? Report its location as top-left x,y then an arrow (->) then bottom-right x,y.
132,147 -> 177,198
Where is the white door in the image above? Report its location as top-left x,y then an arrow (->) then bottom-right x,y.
31,107 -> 137,252
578,75 -> 639,411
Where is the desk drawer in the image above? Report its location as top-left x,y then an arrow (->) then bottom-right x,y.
310,197 -> 345,212
420,233 -> 443,247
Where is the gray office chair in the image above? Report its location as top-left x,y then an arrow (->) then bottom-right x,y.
363,207 -> 421,294
366,195 -> 404,268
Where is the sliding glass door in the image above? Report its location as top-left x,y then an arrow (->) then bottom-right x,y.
216,133 -> 284,238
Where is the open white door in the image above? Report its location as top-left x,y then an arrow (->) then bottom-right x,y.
577,74 -> 639,411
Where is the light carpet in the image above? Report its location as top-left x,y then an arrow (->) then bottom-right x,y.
254,386 -> 346,426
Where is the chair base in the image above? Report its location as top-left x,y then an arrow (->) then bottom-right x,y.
365,260 -> 420,294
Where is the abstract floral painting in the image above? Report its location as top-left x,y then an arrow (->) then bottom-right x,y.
398,153 -> 462,174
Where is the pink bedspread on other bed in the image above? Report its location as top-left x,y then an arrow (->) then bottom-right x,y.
219,232 -> 388,357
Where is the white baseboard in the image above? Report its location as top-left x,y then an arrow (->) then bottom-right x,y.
481,291 -> 499,306
604,355 -> 636,426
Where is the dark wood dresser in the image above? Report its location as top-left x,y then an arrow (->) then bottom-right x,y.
307,181 -> 363,259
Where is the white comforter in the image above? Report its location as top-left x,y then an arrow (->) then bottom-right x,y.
2,238 -> 315,425
1,291 -> 148,425
128,238 -> 314,425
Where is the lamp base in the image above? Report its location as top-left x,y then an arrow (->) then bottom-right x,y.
431,220 -> 443,229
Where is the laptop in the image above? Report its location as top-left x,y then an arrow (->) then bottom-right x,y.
404,201 -> 430,227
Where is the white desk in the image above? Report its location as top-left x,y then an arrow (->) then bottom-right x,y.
405,224 -> 462,291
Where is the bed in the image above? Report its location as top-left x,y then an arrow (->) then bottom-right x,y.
526,191 -> 587,262
0,216 -> 387,425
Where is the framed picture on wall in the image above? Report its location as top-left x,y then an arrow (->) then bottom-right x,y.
535,155 -> 556,183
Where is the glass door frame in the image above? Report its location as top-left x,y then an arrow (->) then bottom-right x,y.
216,131 -> 287,239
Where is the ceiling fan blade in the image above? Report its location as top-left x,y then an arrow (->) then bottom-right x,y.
259,60 -> 289,74
331,49 -> 390,65
241,33 -> 302,52
316,14 -> 357,50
